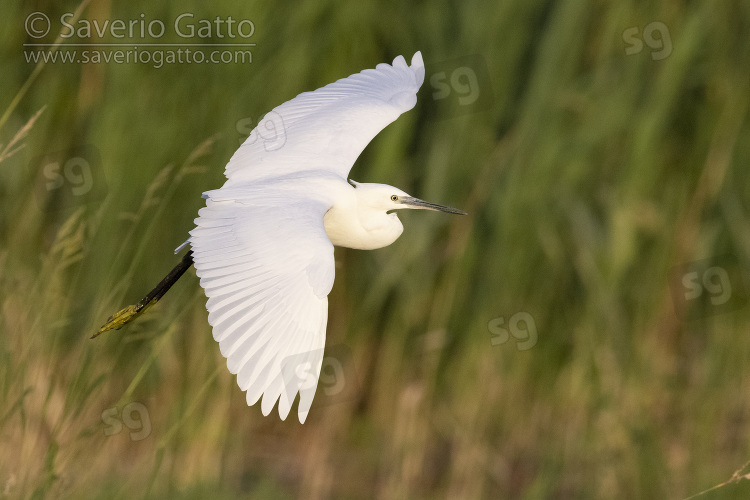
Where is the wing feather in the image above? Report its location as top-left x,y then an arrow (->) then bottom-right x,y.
224,52 -> 425,184
188,194 -> 334,423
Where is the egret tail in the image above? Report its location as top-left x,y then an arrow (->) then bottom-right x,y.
92,250 -> 194,339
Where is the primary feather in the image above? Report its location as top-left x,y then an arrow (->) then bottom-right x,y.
223,52 -> 424,184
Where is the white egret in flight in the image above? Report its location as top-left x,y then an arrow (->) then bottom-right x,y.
95,51 -> 466,423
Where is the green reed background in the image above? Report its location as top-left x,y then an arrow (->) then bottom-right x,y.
2,0 -> 750,498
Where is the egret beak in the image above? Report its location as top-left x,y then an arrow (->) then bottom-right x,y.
399,196 -> 467,215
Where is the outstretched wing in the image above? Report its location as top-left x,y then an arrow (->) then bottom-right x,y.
188,191 -> 335,423
224,52 -> 425,184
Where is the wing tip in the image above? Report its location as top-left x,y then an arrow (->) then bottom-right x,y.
409,51 -> 425,87
390,51 -> 425,88
298,409 -> 309,424
411,51 -> 424,69
392,54 -> 407,68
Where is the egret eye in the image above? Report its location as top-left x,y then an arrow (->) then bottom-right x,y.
391,195 -> 399,201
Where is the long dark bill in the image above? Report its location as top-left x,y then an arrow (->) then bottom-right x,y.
91,250 -> 194,339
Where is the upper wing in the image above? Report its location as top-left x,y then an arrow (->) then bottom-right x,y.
224,52 -> 425,184
188,191 -> 335,423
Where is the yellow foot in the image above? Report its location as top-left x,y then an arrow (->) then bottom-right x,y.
91,302 -> 152,339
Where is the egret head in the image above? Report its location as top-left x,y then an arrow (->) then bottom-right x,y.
349,181 -> 467,215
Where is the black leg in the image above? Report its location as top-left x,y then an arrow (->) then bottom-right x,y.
92,250 -> 195,338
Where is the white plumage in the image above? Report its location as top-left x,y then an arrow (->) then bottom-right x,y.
182,52 -> 464,423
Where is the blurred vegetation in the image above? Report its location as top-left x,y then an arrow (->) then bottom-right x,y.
2,0 -> 750,498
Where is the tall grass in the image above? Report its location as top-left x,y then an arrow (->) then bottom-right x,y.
2,0 -> 750,498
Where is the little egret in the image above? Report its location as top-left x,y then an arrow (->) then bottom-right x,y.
95,51 -> 466,423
